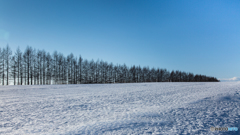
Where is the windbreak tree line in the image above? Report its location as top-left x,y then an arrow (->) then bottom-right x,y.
0,45 -> 219,85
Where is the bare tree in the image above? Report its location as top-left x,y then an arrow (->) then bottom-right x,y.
78,56 -> 83,84
5,45 -> 12,85
95,59 -> 99,83
0,47 -> 3,85
82,59 -> 89,84
23,46 -> 34,85
53,51 -> 58,84
11,56 -> 17,85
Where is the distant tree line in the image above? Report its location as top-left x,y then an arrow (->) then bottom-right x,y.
0,45 -> 219,85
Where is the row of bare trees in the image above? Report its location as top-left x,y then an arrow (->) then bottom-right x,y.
0,45 -> 219,85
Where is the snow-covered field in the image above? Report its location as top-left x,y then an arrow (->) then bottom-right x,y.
0,82 -> 240,135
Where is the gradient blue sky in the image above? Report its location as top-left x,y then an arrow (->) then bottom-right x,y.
0,0 -> 240,79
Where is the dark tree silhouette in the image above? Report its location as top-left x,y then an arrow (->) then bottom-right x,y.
0,45 -> 220,85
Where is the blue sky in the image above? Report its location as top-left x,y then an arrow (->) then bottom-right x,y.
0,0 -> 240,79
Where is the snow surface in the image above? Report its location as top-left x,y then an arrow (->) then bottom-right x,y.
0,82 -> 240,135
